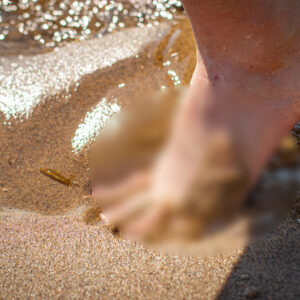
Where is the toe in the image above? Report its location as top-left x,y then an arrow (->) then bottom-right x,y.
123,206 -> 166,239
92,170 -> 150,209
102,192 -> 152,227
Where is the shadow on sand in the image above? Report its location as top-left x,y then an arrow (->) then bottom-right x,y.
218,198 -> 300,299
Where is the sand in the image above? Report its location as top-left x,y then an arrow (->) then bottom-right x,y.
0,203 -> 299,299
0,3 -> 299,299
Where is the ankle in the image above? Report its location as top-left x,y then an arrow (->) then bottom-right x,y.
182,0 -> 299,73
184,85 -> 293,182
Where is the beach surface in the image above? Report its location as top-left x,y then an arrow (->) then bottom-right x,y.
0,1 -> 299,299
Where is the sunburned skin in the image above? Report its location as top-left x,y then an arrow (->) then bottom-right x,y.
92,0 -> 300,246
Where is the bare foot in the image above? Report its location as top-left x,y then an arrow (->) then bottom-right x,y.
92,0 -> 300,245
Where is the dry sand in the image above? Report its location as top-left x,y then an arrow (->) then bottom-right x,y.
0,9 -> 299,300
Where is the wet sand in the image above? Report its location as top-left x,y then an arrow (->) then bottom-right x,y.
0,2 -> 300,299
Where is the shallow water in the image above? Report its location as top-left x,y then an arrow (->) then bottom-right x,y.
0,0 -> 196,214
0,0 -> 183,55
0,0 -> 299,224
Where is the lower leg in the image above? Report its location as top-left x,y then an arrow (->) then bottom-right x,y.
93,0 -> 300,243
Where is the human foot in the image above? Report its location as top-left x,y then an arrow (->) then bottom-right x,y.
92,0 -> 300,245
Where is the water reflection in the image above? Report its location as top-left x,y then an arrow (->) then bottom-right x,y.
0,0 -> 182,53
72,98 -> 120,152
0,24 -> 169,120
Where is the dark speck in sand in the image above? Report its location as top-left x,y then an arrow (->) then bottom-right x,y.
7,156 -> 17,165
104,223 -> 120,236
244,286 -> 260,299
83,180 -> 92,195
111,225 -> 120,236
240,273 -> 250,280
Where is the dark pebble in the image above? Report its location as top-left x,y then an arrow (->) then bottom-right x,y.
244,286 -> 260,299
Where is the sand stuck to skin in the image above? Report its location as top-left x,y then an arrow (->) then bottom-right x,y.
0,17 -> 299,300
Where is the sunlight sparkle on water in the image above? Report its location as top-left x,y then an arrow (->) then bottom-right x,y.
0,25 -> 168,120
0,0 -> 182,51
71,98 -> 120,153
